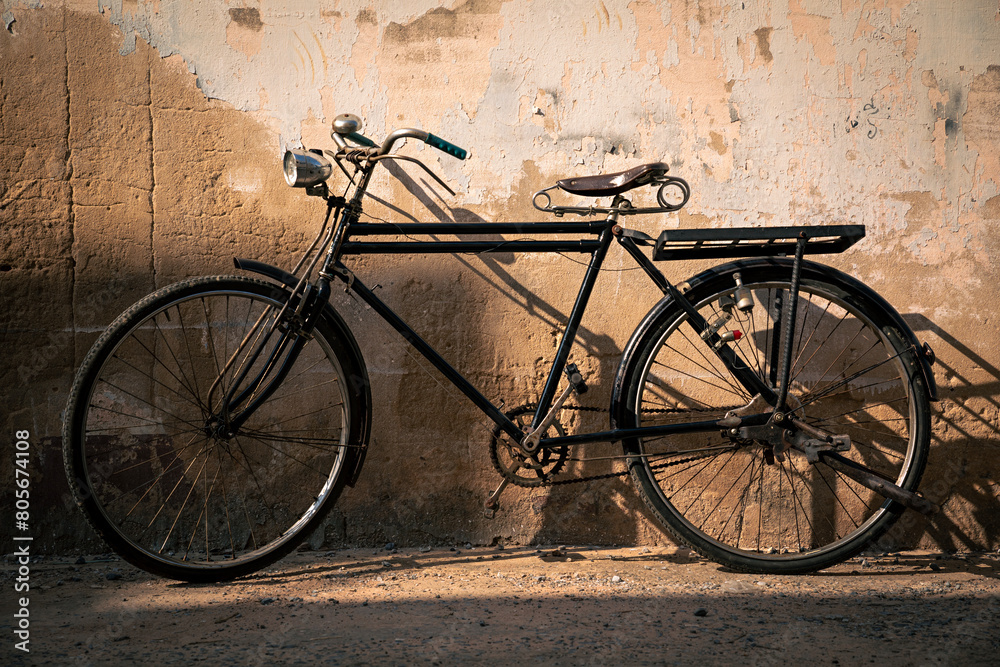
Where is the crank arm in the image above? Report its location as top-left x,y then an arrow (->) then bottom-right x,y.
522,380 -> 576,453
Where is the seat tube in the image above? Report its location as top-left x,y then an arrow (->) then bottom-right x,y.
532,208 -> 618,429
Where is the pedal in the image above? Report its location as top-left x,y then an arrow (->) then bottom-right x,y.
564,363 -> 588,395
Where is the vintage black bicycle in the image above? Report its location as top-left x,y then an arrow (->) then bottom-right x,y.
63,114 -> 939,582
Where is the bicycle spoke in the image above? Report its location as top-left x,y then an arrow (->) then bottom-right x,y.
159,452 -> 211,553
151,314 -> 206,414
232,431 -> 340,480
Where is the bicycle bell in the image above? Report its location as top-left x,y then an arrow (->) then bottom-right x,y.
333,113 -> 362,135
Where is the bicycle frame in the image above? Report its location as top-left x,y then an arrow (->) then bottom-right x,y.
236,133 -> 933,509
230,170 -> 939,518
284,174 -> 767,452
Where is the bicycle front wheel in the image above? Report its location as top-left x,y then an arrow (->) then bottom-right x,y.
615,259 -> 931,573
63,276 -> 369,582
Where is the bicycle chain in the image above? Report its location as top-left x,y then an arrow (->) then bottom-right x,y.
540,448 -> 727,487
491,403 -> 738,488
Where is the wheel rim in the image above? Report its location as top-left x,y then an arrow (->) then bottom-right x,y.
633,277 -> 923,565
76,286 -> 350,573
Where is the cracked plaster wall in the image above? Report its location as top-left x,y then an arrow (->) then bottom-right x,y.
2,0 -> 999,553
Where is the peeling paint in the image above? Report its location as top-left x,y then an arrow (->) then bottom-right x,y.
753,26 -> 773,64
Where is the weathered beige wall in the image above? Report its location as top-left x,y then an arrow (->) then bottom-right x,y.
2,0 -> 999,553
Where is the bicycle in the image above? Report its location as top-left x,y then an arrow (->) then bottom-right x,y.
62,113 -> 939,582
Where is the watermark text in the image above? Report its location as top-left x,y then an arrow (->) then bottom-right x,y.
12,429 -> 32,653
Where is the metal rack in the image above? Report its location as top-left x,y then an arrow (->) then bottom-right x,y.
652,224 -> 865,261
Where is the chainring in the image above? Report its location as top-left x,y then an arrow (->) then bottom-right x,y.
489,404 -> 569,487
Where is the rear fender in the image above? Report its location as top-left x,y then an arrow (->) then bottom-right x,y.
611,258 -> 938,427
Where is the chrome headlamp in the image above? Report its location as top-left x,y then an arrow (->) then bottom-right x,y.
283,148 -> 332,188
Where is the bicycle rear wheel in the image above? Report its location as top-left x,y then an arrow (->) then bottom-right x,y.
614,259 -> 931,573
63,276 -> 369,582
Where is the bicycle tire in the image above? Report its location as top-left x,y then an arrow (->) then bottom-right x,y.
63,276 -> 370,582
613,258 -> 931,573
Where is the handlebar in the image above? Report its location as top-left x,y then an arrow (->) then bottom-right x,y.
377,128 -> 467,160
424,133 -> 467,160
333,122 -> 467,161
344,132 -> 376,148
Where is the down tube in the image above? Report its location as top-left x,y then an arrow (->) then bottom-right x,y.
335,263 -> 523,442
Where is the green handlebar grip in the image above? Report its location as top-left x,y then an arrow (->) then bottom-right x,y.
346,132 -> 377,148
425,133 -> 468,160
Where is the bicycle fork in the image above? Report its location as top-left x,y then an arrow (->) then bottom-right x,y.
204,277 -> 332,438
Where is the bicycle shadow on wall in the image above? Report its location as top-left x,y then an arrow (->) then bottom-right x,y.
376,160 -> 621,353
361,160 -> 647,547
896,313 -> 1000,552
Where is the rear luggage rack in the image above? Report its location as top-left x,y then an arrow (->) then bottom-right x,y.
652,224 -> 865,261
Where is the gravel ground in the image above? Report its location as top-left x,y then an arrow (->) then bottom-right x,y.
4,546 -> 999,665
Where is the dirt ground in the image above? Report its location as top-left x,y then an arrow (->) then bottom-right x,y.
4,545 -> 999,666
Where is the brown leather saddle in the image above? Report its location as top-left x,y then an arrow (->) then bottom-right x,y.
556,162 -> 669,198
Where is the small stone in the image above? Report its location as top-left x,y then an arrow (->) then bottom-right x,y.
611,575 -> 622,583
385,542 -> 396,551
75,556 -> 86,565
694,608 -> 708,617
260,597 -> 275,605
721,579 -> 754,593
105,571 -> 122,581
